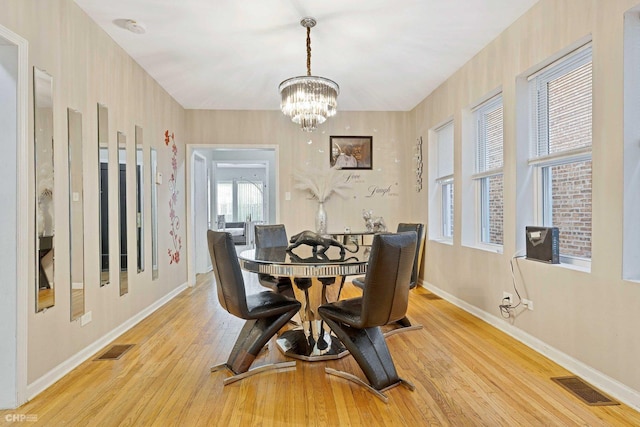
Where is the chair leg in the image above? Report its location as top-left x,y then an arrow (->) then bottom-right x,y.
325,367 -> 389,403
324,367 -> 416,403
222,308 -> 298,375
322,317 -> 411,393
212,361 -> 297,386
382,316 -> 423,337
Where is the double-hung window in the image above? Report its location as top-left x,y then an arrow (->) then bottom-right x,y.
528,44 -> 592,263
429,121 -> 454,240
473,95 -> 504,246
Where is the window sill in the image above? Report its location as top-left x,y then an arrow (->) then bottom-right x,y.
462,243 -> 503,255
521,257 -> 591,273
429,238 -> 453,246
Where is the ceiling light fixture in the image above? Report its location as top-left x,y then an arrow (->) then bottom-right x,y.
279,17 -> 339,132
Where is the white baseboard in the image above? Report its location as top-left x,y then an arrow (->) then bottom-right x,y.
419,280 -> 640,412
26,282 -> 188,401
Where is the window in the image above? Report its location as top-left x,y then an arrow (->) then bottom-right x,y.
429,120 -> 454,241
528,44 -> 592,263
237,180 -> 264,222
216,181 -> 233,220
474,95 -> 504,246
216,179 -> 265,222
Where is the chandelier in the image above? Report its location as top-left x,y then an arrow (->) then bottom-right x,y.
279,17 -> 339,132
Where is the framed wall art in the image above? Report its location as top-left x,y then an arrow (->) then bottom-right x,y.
329,135 -> 372,170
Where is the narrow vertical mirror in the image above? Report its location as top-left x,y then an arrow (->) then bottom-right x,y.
135,126 -> 144,273
34,67 -> 55,312
150,148 -> 158,280
68,108 -> 85,320
118,132 -> 128,296
97,104 -> 109,286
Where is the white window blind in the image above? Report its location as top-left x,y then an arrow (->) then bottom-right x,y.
237,180 -> 264,222
530,45 -> 592,159
475,95 -> 504,174
436,121 -> 454,180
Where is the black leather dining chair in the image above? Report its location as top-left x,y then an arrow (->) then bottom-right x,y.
207,230 -> 301,385
254,224 -> 296,297
352,223 -> 425,336
318,232 -> 418,402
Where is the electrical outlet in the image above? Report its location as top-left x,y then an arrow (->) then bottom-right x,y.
522,299 -> 534,310
502,292 -> 513,305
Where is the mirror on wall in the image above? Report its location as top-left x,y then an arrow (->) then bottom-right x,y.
68,108 -> 85,320
118,132 -> 128,296
34,67 -> 55,312
150,148 -> 158,280
135,126 -> 144,273
98,104 -> 109,286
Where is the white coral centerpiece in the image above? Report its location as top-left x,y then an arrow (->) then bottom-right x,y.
293,166 -> 351,202
293,166 -> 351,234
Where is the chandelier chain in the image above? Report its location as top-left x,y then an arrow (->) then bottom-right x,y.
306,26 -> 311,76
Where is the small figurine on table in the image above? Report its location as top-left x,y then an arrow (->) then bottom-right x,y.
362,209 -> 387,232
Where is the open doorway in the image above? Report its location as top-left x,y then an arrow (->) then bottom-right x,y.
187,146 -> 278,286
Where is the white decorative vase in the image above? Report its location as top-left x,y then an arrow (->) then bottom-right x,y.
315,202 -> 327,235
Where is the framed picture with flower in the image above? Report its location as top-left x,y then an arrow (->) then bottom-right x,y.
329,135 -> 372,170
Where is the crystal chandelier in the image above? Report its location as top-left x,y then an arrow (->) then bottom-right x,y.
279,17 -> 339,132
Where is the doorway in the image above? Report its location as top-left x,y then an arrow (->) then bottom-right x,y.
187,146 -> 279,287
0,25 -> 28,409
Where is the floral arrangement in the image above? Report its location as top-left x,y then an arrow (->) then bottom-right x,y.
165,130 -> 182,264
293,165 -> 351,202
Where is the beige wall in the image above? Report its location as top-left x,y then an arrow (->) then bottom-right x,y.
186,109 -> 417,233
0,0 -> 187,383
412,0 -> 640,399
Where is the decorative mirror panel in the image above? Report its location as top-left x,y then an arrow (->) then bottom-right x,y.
135,126 -> 144,273
98,104 -> 109,286
34,67 -> 55,312
68,108 -> 85,320
118,132 -> 128,296
150,147 -> 159,280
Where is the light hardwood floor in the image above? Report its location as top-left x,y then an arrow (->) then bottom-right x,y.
4,272 -> 640,426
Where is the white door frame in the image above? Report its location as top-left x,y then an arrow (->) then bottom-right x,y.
0,24 -> 29,409
192,152 -> 210,274
185,144 -> 280,287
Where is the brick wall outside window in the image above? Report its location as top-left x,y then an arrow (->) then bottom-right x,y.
488,175 -> 504,245
549,160 -> 592,259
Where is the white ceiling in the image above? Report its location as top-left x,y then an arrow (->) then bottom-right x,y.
74,0 -> 538,112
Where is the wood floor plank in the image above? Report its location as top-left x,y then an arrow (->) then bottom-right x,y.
3,272 -> 640,426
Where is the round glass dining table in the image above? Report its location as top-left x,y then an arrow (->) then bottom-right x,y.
238,244 -> 370,361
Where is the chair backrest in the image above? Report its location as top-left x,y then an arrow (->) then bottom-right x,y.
207,230 -> 249,318
254,224 -> 288,249
360,232 -> 417,328
397,223 -> 425,287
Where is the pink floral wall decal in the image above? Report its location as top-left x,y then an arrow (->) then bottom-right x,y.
165,130 -> 182,264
